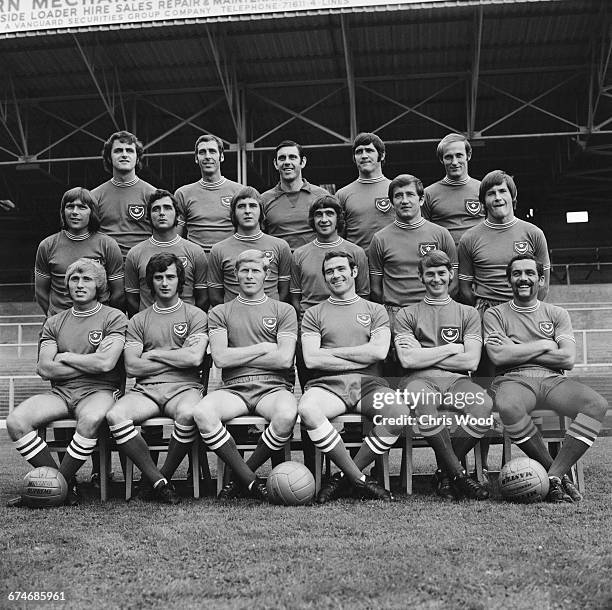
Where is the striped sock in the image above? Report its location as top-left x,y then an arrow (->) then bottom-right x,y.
307,420 -> 341,453
504,415 -> 538,444
246,425 -> 292,472
417,417 -> 446,437
200,422 -> 232,451
60,432 -> 97,482
459,416 -> 490,439
307,421 -> 363,482
567,414 -> 602,447
171,422 -> 198,444
14,431 -> 57,468
504,414 -> 552,469
109,420 -> 138,445
160,423 -> 198,480
353,426 -> 397,471
262,425 -> 291,451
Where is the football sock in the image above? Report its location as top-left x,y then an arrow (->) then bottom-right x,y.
160,422 -> 198,480
451,429 -> 481,462
548,414 -> 602,478
246,425 -> 291,472
307,420 -> 363,482
504,415 -> 553,469
14,431 -> 58,469
418,418 -> 463,476
109,420 -> 164,485
353,425 -> 397,471
200,423 -> 255,487
300,424 -> 316,475
59,432 -> 97,482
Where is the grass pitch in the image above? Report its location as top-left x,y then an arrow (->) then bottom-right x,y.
1,430 -> 611,610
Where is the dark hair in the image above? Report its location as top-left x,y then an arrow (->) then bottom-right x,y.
147,189 -> 179,227
505,253 -> 543,281
230,186 -> 264,229
60,187 -> 100,233
275,140 -> 304,159
308,195 -> 345,234
321,250 -> 357,277
101,131 -> 144,173
479,170 -> 518,207
418,249 -> 453,275
388,174 -> 424,200
436,133 -> 472,162
352,132 -> 385,164
194,134 -> 224,157
145,253 -> 185,295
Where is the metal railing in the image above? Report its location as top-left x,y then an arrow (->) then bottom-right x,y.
0,322 -> 43,356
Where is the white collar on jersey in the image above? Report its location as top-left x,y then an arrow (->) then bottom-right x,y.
328,295 -> 360,306
357,175 -> 387,184
314,237 -> 343,248
234,231 -> 263,241
71,302 -> 102,317
237,294 -> 268,306
510,300 -> 540,313
64,230 -> 91,241
484,217 -> 518,229
424,295 -> 452,306
111,177 -> 139,188
198,177 -> 226,190
441,175 -> 470,186
153,299 -> 183,314
149,235 -> 181,247
393,217 -> 426,230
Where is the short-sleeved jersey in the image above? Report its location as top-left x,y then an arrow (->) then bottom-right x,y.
336,176 -> 393,251
290,237 -> 370,316
301,295 -> 388,377
208,295 -> 297,381
483,300 -> 575,375
208,232 -> 291,302
40,303 -> 127,390
125,300 -> 208,384
90,178 -> 156,258
423,177 -> 484,244
368,218 -> 458,307
35,231 -> 124,317
458,218 -> 550,301
261,180 -> 330,251
174,177 -> 242,253
395,295 -> 482,374
124,235 -> 208,311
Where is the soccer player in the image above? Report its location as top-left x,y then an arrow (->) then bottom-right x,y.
90,131 -> 156,259
336,132 -> 393,251
193,250 -> 298,501
125,189 -> 208,317
261,140 -> 329,251
208,186 -> 292,306
298,251 -> 411,503
175,134 -> 242,253
484,254 -> 607,502
35,187 -> 124,316
7,259 -> 127,506
394,250 -> 491,500
423,133 -> 484,245
106,253 -> 208,504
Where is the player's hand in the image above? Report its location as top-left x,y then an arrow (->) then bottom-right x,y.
448,343 -> 465,355
540,339 -> 558,352
142,349 -> 159,360
0,199 -> 16,211
485,332 -> 512,346
395,336 -> 421,349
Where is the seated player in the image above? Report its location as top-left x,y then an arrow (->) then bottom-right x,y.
106,253 -> 208,504
7,259 -> 127,506
298,251 -> 411,503
484,254 -> 608,502
394,250 -> 490,500
193,250 -> 298,501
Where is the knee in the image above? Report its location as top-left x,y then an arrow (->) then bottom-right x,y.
494,394 -> 527,423
77,412 -> 106,438
174,404 -> 195,426
466,392 -> 493,419
192,398 -> 219,432
6,412 -> 28,440
271,405 -> 297,435
581,394 -> 608,421
377,403 -> 411,435
297,395 -> 322,428
106,405 -> 126,427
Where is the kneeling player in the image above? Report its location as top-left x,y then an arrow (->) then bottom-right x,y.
298,251 -> 411,503
193,250 -> 298,501
106,253 -> 208,504
484,254 -> 607,502
394,250 -> 490,500
7,259 -> 127,506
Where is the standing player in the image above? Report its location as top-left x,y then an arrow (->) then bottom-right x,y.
423,133 -> 484,245
35,187 -> 124,316
299,251 -> 412,503
394,250 -> 490,500
125,189 -> 208,316
484,254 -> 607,502
336,132 -> 393,251
193,250 -> 298,501
261,140 -> 329,251
7,259 -> 127,506
175,134 -> 242,253
90,131 -> 156,259
106,253 -> 208,504
208,186 -> 292,306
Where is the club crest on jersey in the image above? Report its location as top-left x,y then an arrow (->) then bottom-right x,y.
262,317 -> 277,331
356,313 -> 371,327
513,241 -> 530,255
88,330 -> 103,346
173,323 -> 188,338
220,196 -> 232,208
263,250 -> 275,264
178,256 -> 189,268
440,327 -> 460,343
128,204 -> 145,221
419,242 -> 438,257
539,321 -> 554,337
374,197 -> 392,213
465,199 -> 482,216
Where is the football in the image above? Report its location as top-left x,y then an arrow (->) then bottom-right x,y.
21,467 -> 68,508
266,461 -> 315,506
499,457 -> 550,503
